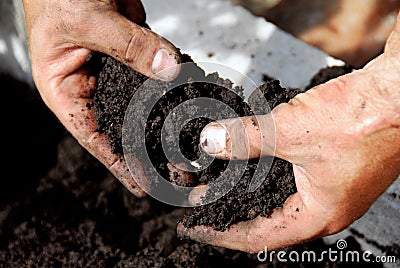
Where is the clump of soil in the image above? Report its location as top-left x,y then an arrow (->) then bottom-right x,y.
93,52 -> 357,231
93,56 -> 147,154
181,79 -> 302,230
306,65 -> 354,90
94,54 -> 301,230
182,64 -> 358,229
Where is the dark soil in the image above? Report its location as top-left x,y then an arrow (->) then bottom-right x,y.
305,65 -> 354,90
93,56 -> 147,154
94,54 -> 301,230
1,62 -> 385,267
182,64 -> 357,229
94,54 -> 352,232
181,79 -> 302,230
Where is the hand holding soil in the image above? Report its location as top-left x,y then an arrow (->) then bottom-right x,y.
22,0 -> 400,258
178,13 -> 400,253
22,0 -> 181,196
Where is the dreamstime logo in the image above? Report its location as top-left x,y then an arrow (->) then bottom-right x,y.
257,239 -> 398,264
336,239 -> 347,250
122,62 -> 275,207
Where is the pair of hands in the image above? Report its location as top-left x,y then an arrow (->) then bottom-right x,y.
23,0 -> 400,253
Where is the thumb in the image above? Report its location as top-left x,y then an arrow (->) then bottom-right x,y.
71,9 -> 181,81
199,114 -> 278,160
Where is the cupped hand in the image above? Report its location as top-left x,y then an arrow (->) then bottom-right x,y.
22,0 -> 181,196
177,13 -> 400,253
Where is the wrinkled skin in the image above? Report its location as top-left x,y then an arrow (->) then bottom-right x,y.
22,0 -> 181,196
178,13 -> 400,253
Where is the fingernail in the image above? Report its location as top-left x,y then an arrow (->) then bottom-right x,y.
200,124 -> 226,155
176,223 -> 191,240
188,184 -> 210,206
152,48 -> 180,81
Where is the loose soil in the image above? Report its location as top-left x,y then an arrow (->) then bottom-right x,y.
94,54 -> 301,231
1,60 -> 388,266
93,54 -> 350,232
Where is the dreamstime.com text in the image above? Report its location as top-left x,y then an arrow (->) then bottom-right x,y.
257,240 -> 398,264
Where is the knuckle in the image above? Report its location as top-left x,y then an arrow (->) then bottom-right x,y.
273,103 -> 305,148
246,220 -> 267,253
247,233 -> 264,253
124,27 -> 149,64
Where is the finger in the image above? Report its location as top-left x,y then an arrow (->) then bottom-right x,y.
67,98 -> 147,197
108,153 -> 148,197
178,190 -> 328,253
47,71 -> 147,197
199,114 -> 277,160
188,184 -> 209,206
68,8 -> 181,81
199,80 -> 349,162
